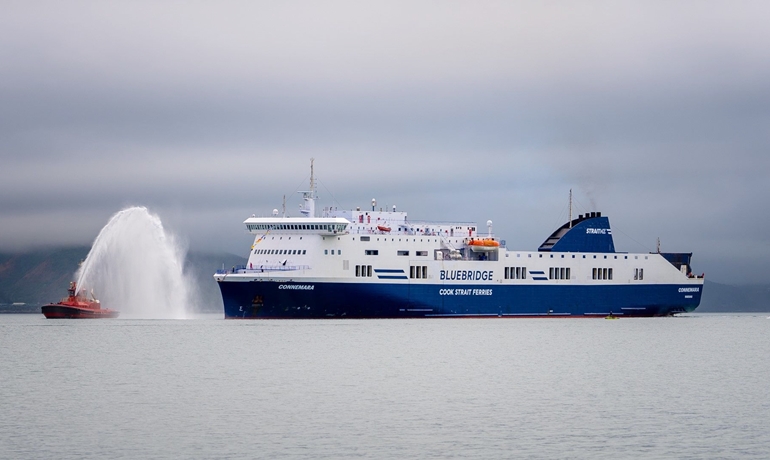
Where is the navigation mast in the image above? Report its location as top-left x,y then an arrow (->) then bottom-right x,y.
300,158 -> 316,218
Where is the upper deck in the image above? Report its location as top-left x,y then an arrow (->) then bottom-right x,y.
245,209 -> 485,239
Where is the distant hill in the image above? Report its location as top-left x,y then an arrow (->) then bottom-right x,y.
697,280 -> 770,312
0,247 -> 90,306
0,247 -> 246,313
1,248 -> 767,313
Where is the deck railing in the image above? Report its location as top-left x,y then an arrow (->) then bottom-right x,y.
216,264 -> 311,275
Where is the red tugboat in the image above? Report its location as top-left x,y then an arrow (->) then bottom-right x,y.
42,282 -> 119,319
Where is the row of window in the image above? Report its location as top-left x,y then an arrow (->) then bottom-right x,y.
592,268 -> 613,280
259,248 -> 432,257
355,265 -> 373,277
358,235 -> 438,245
366,248 -> 429,256
511,253 -> 649,260
497,266 -> 643,281
410,266 -> 428,279
549,267 -> 571,280
254,248 -> 307,255
248,223 -> 347,232
504,267 -> 527,279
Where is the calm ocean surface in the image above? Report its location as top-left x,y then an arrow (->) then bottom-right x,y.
1,313 -> 769,459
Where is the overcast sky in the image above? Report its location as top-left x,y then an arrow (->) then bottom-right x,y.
1,1 -> 768,284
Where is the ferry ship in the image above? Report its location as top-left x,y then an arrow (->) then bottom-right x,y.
215,161 -> 704,318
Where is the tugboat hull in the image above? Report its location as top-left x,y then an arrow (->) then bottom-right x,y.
42,304 -> 120,319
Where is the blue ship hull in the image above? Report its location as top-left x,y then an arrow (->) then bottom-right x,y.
218,281 -> 703,318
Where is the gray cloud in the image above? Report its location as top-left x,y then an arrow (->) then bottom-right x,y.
1,1 -> 769,284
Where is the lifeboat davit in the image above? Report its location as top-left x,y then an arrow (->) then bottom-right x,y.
377,225 -> 391,233
467,238 -> 500,252
41,282 -> 119,319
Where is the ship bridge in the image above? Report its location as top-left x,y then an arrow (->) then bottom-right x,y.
244,216 -> 350,236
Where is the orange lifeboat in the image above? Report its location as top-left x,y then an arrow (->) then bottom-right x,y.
377,225 -> 391,233
468,238 -> 500,252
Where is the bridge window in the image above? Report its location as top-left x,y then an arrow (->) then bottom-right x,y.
416,251 -> 428,256
365,250 -> 379,256
398,250 -> 409,256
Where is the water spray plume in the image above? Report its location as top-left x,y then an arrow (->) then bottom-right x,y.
76,206 -> 192,319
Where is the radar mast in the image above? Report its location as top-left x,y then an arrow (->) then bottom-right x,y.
299,158 -> 316,218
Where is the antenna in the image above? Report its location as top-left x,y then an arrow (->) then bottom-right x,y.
657,237 -> 661,254
569,188 -> 573,228
282,195 -> 286,217
299,158 -> 317,218
310,157 -> 315,196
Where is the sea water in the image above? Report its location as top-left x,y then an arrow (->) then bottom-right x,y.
1,313 -> 768,459
75,207 -> 193,319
